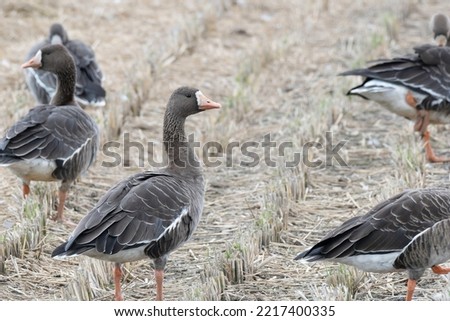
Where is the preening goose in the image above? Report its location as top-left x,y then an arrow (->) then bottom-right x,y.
52,86 -> 221,301
340,44 -> 450,162
430,13 -> 450,47
295,188 -> 450,301
24,23 -> 106,107
0,44 -> 99,222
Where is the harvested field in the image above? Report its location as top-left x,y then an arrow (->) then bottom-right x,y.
0,0 -> 449,301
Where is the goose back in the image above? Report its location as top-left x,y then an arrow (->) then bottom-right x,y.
295,188 -> 450,273
341,44 -> 450,102
53,169 -> 204,262
0,104 -> 99,184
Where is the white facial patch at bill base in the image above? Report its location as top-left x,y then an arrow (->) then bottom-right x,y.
35,50 -> 43,64
195,90 -> 204,106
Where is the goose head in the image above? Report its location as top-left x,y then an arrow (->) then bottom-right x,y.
21,44 -> 75,75
430,13 -> 450,46
167,86 -> 221,119
49,23 -> 69,45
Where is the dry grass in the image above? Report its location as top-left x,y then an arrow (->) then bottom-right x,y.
1,0 -> 450,302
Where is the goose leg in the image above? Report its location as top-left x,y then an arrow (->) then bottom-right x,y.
52,182 -> 72,223
405,279 -> 416,301
54,190 -> 67,222
114,263 -> 123,301
22,184 -> 30,198
415,110 -> 450,163
153,256 -> 167,301
155,269 -> 164,301
432,265 -> 450,274
422,131 -> 450,163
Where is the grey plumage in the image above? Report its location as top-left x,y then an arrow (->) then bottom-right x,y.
52,86 -> 221,300
56,171 -> 203,260
340,44 -> 450,107
394,218 -> 450,279
24,23 -> 106,107
340,44 -> 450,162
295,188 -> 450,300
0,104 -> 98,180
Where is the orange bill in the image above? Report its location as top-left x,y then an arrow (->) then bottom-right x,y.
22,50 -> 42,69
196,91 -> 221,110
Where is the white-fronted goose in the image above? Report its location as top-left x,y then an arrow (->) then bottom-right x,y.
295,188 -> 450,300
430,13 -> 450,47
340,44 -> 450,162
0,44 -> 99,222
52,87 -> 221,301
24,23 -> 106,107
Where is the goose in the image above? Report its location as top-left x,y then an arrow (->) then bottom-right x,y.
0,44 -> 99,222
52,86 -> 221,301
295,188 -> 450,300
340,44 -> 450,162
430,13 -> 450,47
24,23 -> 106,107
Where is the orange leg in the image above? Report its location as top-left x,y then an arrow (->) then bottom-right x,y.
405,279 -> 416,301
405,94 -> 449,162
51,190 -> 67,222
155,269 -> 164,301
432,265 -> 450,274
422,131 -> 450,163
413,109 -> 450,163
22,184 -> 30,198
114,263 -> 123,301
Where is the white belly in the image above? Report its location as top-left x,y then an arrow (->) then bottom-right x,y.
349,80 -> 450,124
5,159 -> 57,183
82,245 -> 149,263
350,80 -> 419,120
334,252 -> 402,273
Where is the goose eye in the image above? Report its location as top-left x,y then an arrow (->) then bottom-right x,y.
186,94 -> 192,98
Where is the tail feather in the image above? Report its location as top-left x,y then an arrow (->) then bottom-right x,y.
52,241 -> 91,258
52,242 -> 70,258
0,153 -> 21,165
75,71 -> 106,107
294,246 -> 326,262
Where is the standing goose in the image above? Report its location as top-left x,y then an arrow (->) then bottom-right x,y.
0,44 -> 99,222
52,87 -> 220,301
24,23 -> 106,107
340,44 -> 450,162
430,13 -> 450,47
295,188 -> 450,300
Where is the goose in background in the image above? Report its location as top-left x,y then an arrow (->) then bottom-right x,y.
0,44 -> 99,222
52,87 -> 220,301
340,44 -> 450,162
24,23 -> 106,107
295,188 -> 450,300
